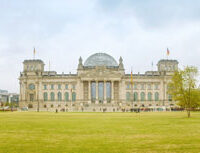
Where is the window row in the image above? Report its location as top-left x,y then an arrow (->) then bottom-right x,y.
126,92 -> 159,101
43,92 -> 76,101
126,92 -> 173,101
26,65 -> 37,71
126,83 -> 159,90
43,84 -> 76,90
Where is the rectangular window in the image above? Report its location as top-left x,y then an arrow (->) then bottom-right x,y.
91,82 -> 96,101
126,83 -> 130,89
65,84 -> 68,89
72,84 -> 76,90
44,84 -> 47,90
51,84 -> 54,90
58,84 -> 61,90
155,84 -> 159,90
148,84 -> 151,90
141,84 -> 145,90
98,82 -> 104,102
134,83 -> 137,90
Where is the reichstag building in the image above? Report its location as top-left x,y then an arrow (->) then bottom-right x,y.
19,53 -> 178,111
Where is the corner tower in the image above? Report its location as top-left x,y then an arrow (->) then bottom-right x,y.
23,59 -> 44,72
157,59 -> 178,72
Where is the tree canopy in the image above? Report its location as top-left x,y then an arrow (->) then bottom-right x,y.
168,66 -> 200,117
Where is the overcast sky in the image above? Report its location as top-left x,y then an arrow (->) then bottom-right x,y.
0,0 -> 200,93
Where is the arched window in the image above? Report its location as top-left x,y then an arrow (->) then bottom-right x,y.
126,92 -> 130,101
65,92 -> 69,101
43,92 -> 48,101
140,92 -> 145,101
57,92 -> 62,101
148,92 -> 152,101
155,92 -> 159,101
50,92 -> 55,101
72,92 -> 76,102
133,92 -> 138,101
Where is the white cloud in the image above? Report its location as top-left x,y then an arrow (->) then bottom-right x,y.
0,0 -> 199,92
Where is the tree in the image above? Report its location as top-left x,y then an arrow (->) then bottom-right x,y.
5,102 -> 10,106
168,66 -> 200,117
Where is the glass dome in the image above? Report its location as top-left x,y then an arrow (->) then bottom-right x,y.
84,53 -> 118,67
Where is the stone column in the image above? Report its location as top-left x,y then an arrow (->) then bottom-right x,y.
163,80 -> 166,106
88,81 -> 91,103
25,82 -> 27,102
111,81 -> 114,103
20,82 -> 22,101
36,81 -> 39,112
152,82 -> 155,106
145,83 -> 147,106
96,81 -> 98,104
104,81 -> 106,104
36,81 -> 39,101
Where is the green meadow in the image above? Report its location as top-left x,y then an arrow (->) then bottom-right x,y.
0,112 -> 200,153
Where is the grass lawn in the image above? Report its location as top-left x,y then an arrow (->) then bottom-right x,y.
0,112 -> 200,153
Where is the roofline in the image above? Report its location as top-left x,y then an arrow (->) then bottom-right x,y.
23,59 -> 44,64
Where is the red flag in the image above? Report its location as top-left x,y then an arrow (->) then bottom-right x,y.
167,48 -> 170,56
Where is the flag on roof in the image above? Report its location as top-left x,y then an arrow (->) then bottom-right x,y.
167,48 -> 170,56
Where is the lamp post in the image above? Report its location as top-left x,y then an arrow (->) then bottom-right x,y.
37,100 -> 39,112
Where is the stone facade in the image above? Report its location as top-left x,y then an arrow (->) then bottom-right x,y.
19,53 -> 178,112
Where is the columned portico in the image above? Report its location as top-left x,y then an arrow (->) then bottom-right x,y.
88,80 -> 113,104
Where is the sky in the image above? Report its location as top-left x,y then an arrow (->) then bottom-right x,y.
0,0 -> 200,93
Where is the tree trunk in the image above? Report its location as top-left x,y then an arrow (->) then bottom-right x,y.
187,109 -> 191,118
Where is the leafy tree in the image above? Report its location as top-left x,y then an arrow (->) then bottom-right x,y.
5,102 -> 10,106
0,102 -> 4,107
168,66 -> 200,117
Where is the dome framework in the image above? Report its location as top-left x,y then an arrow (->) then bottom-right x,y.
84,53 -> 118,67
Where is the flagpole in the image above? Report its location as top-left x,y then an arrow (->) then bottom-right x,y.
33,47 -> 36,59
49,60 -> 50,71
167,48 -> 170,60
131,66 -> 133,107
